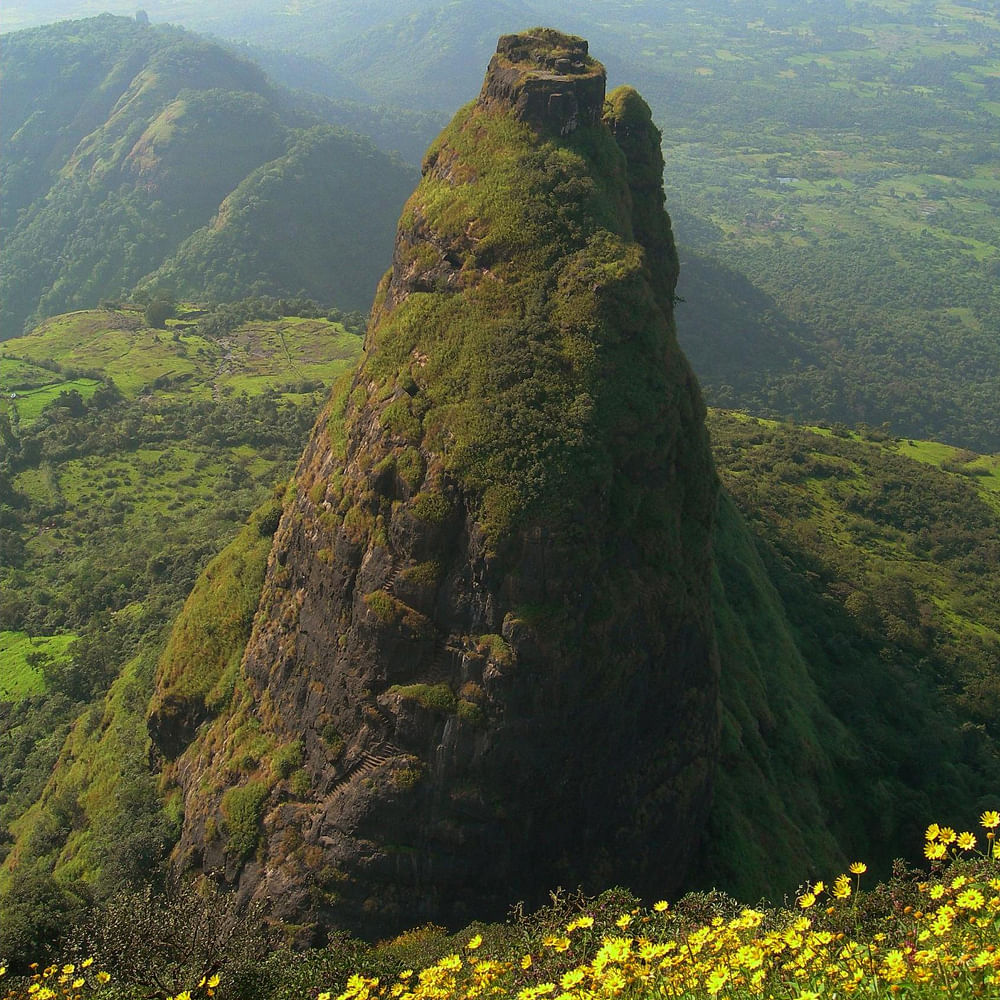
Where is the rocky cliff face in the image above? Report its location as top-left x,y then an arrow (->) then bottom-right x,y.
163,28 -> 719,939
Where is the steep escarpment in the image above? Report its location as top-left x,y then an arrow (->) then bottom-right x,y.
163,29 -> 719,937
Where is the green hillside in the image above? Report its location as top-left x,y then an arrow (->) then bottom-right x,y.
0,15 -> 414,336
4,313 -> 999,958
0,304 -> 361,940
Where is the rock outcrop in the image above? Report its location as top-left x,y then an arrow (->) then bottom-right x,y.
165,28 -> 720,939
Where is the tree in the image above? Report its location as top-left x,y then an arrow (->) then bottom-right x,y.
144,299 -> 174,329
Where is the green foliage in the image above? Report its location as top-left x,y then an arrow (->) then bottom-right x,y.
221,780 -> 269,862
363,589 -> 402,624
74,875 -> 273,997
388,683 -> 457,715
475,634 -> 512,667
703,410 -> 1000,896
0,632 -> 74,700
271,740 -> 304,780
399,561 -> 442,587
143,299 -> 175,329
0,863 -> 89,971
410,490 -> 450,523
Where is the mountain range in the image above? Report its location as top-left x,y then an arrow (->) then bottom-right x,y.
0,14 -> 415,336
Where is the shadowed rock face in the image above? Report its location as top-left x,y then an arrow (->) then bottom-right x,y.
167,29 -> 720,940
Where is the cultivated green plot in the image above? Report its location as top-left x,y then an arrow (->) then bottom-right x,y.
0,307 -> 362,424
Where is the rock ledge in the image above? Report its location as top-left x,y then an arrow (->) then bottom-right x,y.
479,28 -> 606,135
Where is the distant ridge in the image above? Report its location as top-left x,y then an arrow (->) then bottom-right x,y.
0,15 -> 415,336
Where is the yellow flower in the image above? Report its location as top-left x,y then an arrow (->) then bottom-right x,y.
566,915 -> 594,931
882,950 -> 908,982
72,978 -> 85,989
951,875 -> 968,889
925,841 -> 947,860
206,974 -> 220,988
318,993 -> 331,1000
939,827 -> 957,844
467,934 -> 483,951
833,874 -> 852,899
653,900 -> 669,912
981,810 -> 1000,829
615,913 -> 632,929
798,891 -> 817,909
705,967 -> 729,994
926,823 -> 941,841
61,965 -> 75,975
849,861 -> 867,874
521,955 -> 532,970
95,972 -> 110,984
957,888 -> 986,910
957,831 -> 977,850
596,937 -> 632,966
560,968 -> 586,990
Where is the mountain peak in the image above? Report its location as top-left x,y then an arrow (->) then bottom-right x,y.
165,28 -> 718,939
478,28 -> 606,135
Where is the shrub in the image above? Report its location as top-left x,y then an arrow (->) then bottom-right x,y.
388,683 -> 457,714
221,781 -> 269,862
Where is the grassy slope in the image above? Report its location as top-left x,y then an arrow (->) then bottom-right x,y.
3,505 -> 276,898
704,409 -> 1000,896
0,305 -> 360,412
0,633 -> 74,700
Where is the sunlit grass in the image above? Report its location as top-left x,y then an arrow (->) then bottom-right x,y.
0,631 -> 74,698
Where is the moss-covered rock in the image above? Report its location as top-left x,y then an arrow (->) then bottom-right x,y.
173,29 -> 719,936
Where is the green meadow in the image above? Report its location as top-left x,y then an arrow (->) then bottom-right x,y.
0,631 -> 74,699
